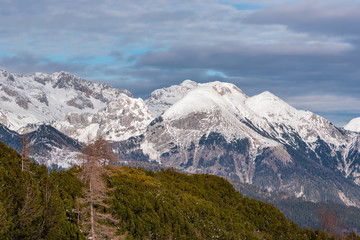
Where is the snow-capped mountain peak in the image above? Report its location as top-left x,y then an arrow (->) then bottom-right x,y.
163,81 -> 248,121
245,91 -> 299,123
344,117 -> 360,133
0,69 -> 131,131
145,80 -> 199,117
180,79 -> 198,88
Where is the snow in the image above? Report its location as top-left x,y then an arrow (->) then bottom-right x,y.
141,140 -> 161,163
245,91 -> 299,123
344,117 -> 360,132
145,79 -> 199,117
0,69 -> 125,132
54,93 -> 153,142
163,81 -> 247,120
338,191 -> 358,207
160,81 -> 280,151
295,186 -> 305,198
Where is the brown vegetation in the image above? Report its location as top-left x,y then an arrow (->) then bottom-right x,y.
77,136 -> 118,240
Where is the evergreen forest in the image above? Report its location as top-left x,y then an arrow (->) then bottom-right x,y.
1,140 -> 360,240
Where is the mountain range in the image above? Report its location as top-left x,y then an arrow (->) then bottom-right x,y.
1,68 -> 360,209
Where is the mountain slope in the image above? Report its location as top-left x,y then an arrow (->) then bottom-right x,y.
232,180 -> 360,232
0,69 -> 130,131
106,166 -> 333,239
55,94 -> 153,142
117,80 -> 360,207
0,123 -> 81,169
0,141 -> 84,239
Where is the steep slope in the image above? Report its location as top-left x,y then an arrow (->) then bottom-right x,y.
0,123 -> 81,169
55,94 -> 153,142
0,69 -> 130,131
345,117 -> 360,132
145,79 -> 198,117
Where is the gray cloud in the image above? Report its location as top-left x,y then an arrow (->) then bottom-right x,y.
1,0 -> 360,126
244,0 -> 360,37
136,43 -> 360,96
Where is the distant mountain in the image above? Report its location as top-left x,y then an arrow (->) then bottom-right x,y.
117,80 -> 360,207
345,117 -> 360,133
0,69 -> 131,131
232,180 -> 360,232
54,93 -> 153,142
0,123 -> 21,151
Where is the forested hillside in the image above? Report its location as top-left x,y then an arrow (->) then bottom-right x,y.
0,141 -> 84,239
1,141 -> 359,239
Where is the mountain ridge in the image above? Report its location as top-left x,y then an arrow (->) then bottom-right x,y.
0,68 -> 131,131
1,68 -> 360,208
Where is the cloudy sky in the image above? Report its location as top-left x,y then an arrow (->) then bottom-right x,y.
1,0 -> 360,126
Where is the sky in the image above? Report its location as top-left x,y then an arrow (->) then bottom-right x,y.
1,0 -> 360,126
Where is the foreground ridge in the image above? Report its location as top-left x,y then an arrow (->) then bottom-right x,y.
3,141 -> 355,239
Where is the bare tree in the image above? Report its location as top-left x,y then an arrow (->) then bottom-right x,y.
318,204 -> 344,238
21,134 -> 32,171
78,135 -> 118,240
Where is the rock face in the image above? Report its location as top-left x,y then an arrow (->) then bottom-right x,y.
0,123 -> 81,170
55,94 -> 153,142
0,68 -> 153,142
0,69 -> 131,131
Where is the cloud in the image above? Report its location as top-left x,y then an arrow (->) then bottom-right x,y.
286,94 -> 360,126
1,0 -> 360,126
286,94 -> 360,113
244,0 -> 360,37
136,43 -> 359,95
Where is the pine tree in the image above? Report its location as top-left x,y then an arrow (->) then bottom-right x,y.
16,173 -> 43,239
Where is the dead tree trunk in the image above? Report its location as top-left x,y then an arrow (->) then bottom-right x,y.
89,178 -> 95,240
21,134 -> 31,171
78,136 -> 116,239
